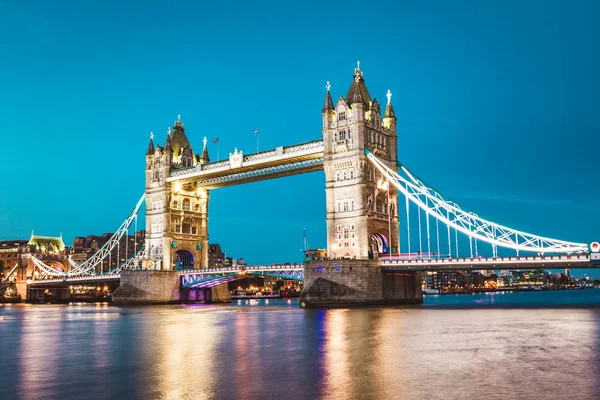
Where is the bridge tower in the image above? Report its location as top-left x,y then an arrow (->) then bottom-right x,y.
144,116 -> 210,270
322,63 -> 399,259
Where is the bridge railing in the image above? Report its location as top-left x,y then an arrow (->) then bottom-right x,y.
380,254 -> 591,265
179,264 -> 304,275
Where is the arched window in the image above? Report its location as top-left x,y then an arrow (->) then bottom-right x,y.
182,199 -> 191,211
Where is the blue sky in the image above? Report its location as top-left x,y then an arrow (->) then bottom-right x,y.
0,1 -> 598,276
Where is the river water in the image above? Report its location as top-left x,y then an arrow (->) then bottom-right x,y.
1,290 -> 599,400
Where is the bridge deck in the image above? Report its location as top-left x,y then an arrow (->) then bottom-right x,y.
381,254 -> 595,271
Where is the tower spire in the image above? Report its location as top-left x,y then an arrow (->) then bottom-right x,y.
384,89 -> 396,119
200,136 -> 210,164
346,61 -> 371,107
147,132 -> 155,155
322,81 -> 334,112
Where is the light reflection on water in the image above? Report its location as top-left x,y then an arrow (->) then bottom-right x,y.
0,291 -> 599,400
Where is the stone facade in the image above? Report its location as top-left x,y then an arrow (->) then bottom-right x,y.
322,64 -> 400,259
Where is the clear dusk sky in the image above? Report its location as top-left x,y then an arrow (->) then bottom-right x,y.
0,1 -> 598,275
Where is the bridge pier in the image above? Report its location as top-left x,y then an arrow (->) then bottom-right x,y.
112,270 -> 232,304
112,270 -> 182,304
181,284 -> 231,304
300,260 -> 422,308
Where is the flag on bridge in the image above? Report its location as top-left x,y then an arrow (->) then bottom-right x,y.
213,137 -> 219,144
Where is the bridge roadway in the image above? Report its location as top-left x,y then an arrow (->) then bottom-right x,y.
27,255 -> 598,287
380,254 -> 598,271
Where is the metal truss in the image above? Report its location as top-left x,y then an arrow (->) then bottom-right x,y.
366,150 -> 589,254
1,263 -> 19,283
68,194 -> 146,275
193,158 -> 324,188
169,140 -> 324,181
31,195 -> 145,278
261,271 -> 304,280
105,246 -> 146,275
181,266 -> 305,288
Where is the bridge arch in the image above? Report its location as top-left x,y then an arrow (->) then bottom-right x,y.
370,232 -> 389,254
173,248 -> 196,270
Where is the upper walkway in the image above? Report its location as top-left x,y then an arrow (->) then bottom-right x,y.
167,140 -> 324,188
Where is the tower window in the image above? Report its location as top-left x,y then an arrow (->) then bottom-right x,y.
339,112 -> 346,121
192,226 -> 197,235
182,224 -> 191,234
183,199 -> 191,211
175,225 -> 181,233
173,201 -> 179,209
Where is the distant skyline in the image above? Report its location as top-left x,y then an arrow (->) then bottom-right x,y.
0,1 -> 598,276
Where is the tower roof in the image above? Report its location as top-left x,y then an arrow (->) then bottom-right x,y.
28,232 -> 65,252
384,90 -> 396,119
322,81 -> 334,112
200,137 -> 210,164
170,115 -> 192,157
345,61 -> 372,108
147,132 -> 155,155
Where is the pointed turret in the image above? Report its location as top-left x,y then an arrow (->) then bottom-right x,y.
147,132 -> 155,155
345,61 -> 372,109
165,127 -> 172,152
384,90 -> 396,119
322,81 -> 336,129
200,137 -> 210,164
323,81 -> 334,112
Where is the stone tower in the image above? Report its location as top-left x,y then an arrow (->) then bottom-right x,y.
322,63 -> 399,259
144,116 -> 210,270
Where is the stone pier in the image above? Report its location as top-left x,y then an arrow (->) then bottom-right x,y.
112,270 -> 232,304
300,259 -> 422,308
112,270 -> 182,304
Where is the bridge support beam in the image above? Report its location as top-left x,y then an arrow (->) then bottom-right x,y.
300,260 -> 422,308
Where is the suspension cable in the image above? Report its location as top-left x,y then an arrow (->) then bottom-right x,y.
365,150 -> 588,254
405,193 -> 411,257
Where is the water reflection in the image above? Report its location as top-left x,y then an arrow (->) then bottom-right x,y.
1,293 -> 599,400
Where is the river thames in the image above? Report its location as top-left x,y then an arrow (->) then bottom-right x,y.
1,290 -> 599,400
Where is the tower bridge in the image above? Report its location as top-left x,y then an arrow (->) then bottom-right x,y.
8,63 -> 599,306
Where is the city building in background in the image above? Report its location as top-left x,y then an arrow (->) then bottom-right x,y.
72,231 -> 145,273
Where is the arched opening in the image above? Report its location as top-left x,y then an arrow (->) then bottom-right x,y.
173,249 -> 194,270
182,198 -> 191,211
371,233 -> 388,253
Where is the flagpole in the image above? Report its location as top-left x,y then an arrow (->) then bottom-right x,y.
217,143 -> 220,161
